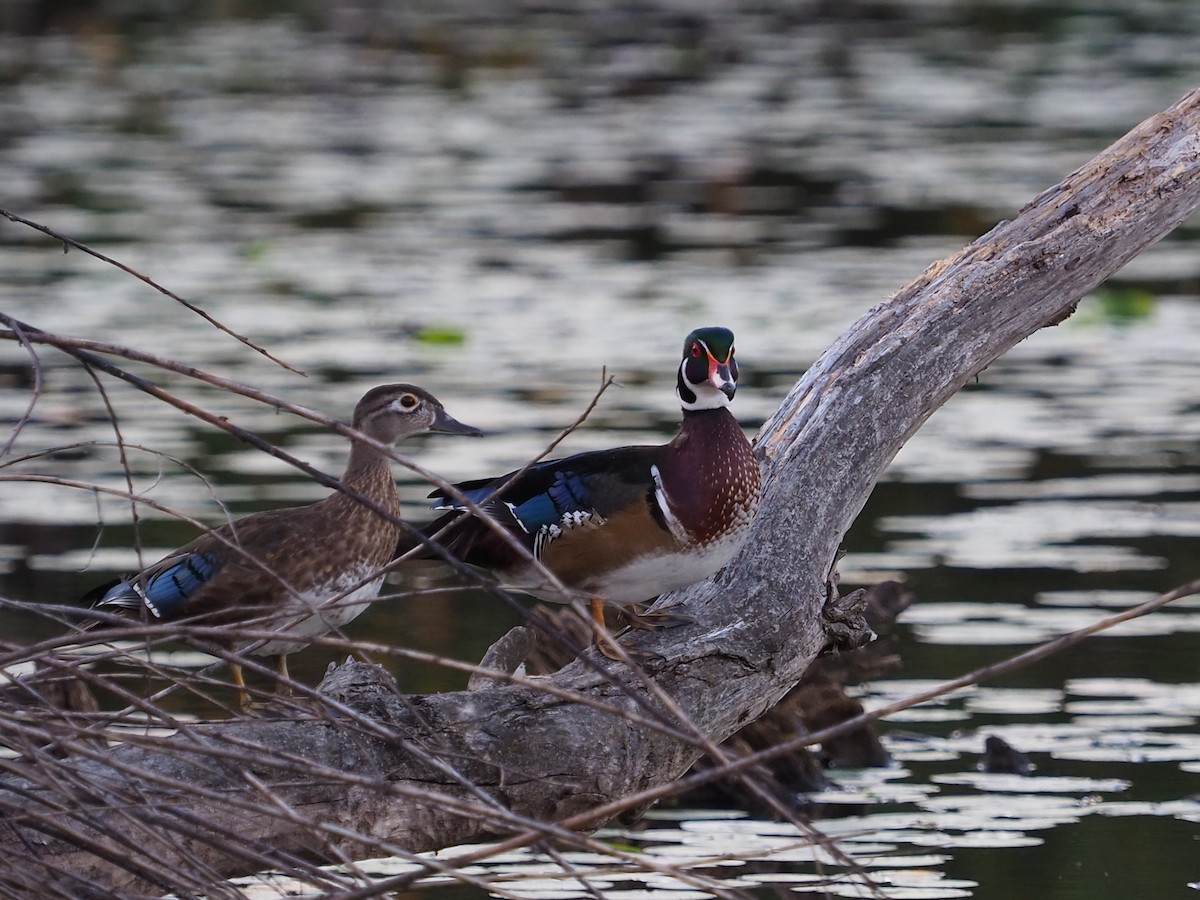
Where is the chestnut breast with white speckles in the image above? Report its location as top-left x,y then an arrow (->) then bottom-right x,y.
654,405 -> 761,552
509,406 -> 762,605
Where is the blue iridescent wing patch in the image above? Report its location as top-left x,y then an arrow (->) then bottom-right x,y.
144,552 -> 220,617
434,468 -> 594,532
514,471 -> 590,530
98,552 -> 222,619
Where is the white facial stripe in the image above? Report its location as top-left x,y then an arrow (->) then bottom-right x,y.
678,338 -> 736,411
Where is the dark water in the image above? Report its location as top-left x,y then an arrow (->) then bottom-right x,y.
2,4 -> 1200,898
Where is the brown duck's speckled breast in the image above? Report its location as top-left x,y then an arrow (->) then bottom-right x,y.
168,463 -> 403,632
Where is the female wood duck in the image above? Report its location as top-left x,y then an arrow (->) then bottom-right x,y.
86,384 -> 480,706
417,326 -> 762,657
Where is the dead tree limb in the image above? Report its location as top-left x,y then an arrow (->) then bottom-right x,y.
3,88 -> 1200,893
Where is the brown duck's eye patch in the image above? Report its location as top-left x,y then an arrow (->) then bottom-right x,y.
399,394 -> 418,409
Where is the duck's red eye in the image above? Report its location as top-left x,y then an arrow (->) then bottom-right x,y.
690,344 -> 702,358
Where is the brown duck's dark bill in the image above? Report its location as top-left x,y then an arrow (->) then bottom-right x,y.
432,409 -> 484,436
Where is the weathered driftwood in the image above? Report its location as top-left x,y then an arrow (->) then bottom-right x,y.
3,88 -> 1200,894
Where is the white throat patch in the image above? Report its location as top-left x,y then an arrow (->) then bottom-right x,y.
677,363 -> 732,412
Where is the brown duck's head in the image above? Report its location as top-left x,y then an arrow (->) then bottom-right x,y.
353,384 -> 482,444
677,326 -> 739,411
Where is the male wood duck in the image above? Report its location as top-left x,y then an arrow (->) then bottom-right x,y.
85,384 -> 480,707
414,326 -> 762,657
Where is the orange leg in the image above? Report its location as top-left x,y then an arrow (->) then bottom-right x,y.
592,607 -> 628,662
230,662 -> 249,712
585,596 -> 686,664
232,656 -> 294,714
590,597 -> 623,661
591,597 -> 661,663
274,654 -> 293,696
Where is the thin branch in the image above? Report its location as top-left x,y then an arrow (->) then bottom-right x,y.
0,206 -> 304,375
0,319 -> 41,459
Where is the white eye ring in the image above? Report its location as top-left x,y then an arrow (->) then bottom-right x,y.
399,394 -> 418,410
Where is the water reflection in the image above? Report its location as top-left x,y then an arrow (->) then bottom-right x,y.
2,4 -> 1200,899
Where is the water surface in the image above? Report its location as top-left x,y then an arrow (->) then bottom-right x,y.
2,5 -> 1200,898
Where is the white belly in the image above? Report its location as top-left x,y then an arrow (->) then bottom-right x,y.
583,546 -> 736,603
249,571 -> 383,658
516,532 -> 744,606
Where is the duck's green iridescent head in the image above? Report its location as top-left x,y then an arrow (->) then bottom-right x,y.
677,326 -> 739,411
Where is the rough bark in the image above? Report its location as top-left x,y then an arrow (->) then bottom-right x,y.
3,88 -> 1200,893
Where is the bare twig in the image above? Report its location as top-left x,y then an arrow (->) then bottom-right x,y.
0,207 -> 304,375
0,320 -> 42,459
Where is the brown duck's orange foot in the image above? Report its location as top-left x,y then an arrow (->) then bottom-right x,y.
230,662 -> 251,713
230,656 -> 298,715
247,654 -> 316,716
274,654 -> 295,697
